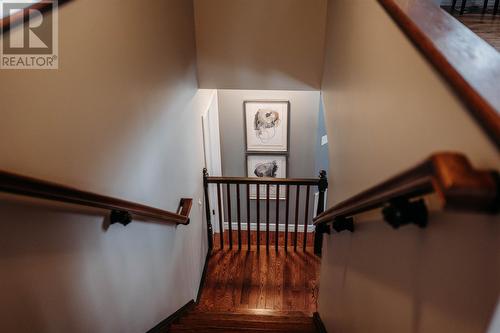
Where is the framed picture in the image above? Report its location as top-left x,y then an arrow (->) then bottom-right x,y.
244,100 -> 290,152
246,154 -> 287,199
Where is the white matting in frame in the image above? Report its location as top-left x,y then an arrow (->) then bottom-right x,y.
244,101 -> 289,152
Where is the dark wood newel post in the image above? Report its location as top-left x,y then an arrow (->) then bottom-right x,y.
203,168 -> 214,253
314,170 -> 328,256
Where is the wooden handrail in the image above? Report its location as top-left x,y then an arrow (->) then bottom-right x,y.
0,170 -> 191,225
378,0 -> 500,148
313,152 -> 498,226
205,176 -> 320,186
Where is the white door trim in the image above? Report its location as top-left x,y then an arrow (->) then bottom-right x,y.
202,90 -> 223,232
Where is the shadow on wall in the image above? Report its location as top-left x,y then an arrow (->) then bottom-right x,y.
0,194 -> 197,333
0,0 -> 210,332
321,208 -> 499,333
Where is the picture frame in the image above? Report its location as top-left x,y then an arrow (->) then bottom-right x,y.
246,154 -> 288,199
244,100 -> 290,153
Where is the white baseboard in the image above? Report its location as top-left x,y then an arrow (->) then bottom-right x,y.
220,221 -> 315,233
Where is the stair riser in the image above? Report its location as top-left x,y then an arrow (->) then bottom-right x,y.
178,319 -> 314,330
170,325 -> 315,333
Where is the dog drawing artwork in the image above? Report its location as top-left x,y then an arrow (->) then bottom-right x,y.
254,161 -> 278,178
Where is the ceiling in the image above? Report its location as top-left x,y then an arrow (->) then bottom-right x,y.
193,0 -> 328,90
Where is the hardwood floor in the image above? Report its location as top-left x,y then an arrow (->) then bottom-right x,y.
455,14 -> 500,51
197,237 -> 321,314
214,230 -> 316,251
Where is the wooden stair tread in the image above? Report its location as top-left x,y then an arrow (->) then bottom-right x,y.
170,310 -> 317,333
187,310 -> 312,320
190,308 -> 311,315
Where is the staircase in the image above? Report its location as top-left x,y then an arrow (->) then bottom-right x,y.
174,169 -> 327,333
169,309 -> 318,332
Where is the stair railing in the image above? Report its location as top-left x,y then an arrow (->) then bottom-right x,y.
448,0 -> 499,17
203,169 -> 328,254
0,170 -> 192,225
313,152 -> 498,240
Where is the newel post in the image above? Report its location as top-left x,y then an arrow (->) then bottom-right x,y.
314,170 -> 328,256
203,168 -> 214,253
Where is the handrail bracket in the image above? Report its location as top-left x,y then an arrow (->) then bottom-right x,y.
110,209 -> 132,226
332,216 -> 354,233
382,198 -> 428,229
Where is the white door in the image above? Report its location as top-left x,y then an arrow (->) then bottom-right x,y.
202,90 -> 223,233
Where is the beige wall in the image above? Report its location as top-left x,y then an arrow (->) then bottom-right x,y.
319,0 -> 500,332
193,0 -> 327,90
0,1 -> 212,332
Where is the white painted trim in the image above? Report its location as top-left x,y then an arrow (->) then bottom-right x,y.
313,189 -> 328,218
222,222 -> 315,233
202,90 -> 223,232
